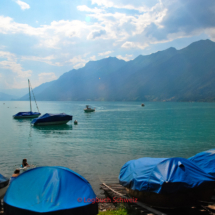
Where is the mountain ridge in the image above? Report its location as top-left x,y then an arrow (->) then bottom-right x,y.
20,39 -> 215,102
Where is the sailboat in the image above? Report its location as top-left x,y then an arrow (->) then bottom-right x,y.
13,80 -> 41,119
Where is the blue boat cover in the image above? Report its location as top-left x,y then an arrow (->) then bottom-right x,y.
119,157 -> 215,194
189,149 -> 215,177
4,167 -> 98,215
0,174 -> 8,183
31,113 -> 72,125
13,112 -> 40,117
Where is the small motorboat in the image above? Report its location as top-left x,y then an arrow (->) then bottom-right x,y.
4,166 -> 98,215
119,157 -> 215,208
189,148 -> 215,177
13,80 -> 41,119
0,174 -> 9,200
31,113 -> 72,126
84,105 -> 95,112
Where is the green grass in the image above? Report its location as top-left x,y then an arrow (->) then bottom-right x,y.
98,208 -> 128,215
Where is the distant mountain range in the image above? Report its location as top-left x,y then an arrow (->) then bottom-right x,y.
0,92 -> 18,101
20,39 -> 215,102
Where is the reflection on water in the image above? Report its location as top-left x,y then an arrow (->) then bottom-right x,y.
33,124 -> 73,131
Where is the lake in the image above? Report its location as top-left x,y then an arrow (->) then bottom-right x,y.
0,101 -> 215,195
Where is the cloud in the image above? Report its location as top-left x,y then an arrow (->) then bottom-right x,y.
91,0 -> 152,12
141,0 -> 215,43
87,29 -> 106,40
77,5 -> 103,13
0,61 -> 32,77
0,51 -> 32,77
98,51 -> 113,56
16,0 -> 30,10
121,41 -> 148,49
38,72 -> 57,82
116,54 -> 133,61
21,55 -> 62,66
67,55 -> 87,69
90,55 -> 96,61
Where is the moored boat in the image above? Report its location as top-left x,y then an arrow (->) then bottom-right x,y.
119,157 -> 215,208
84,105 -> 95,112
0,174 -> 9,200
13,80 -> 41,119
31,113 -> 72,126
189,148 -> 215,177
13,112 -> 41,119
4,166 -> 98,215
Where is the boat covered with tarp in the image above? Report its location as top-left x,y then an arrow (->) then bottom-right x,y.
13,111 -> 41,119
4,166 -> 98,215
13,79 -> 41,119
31,113 -> 72,126
189,148 -> 215,177
119,157 -> 215,208
0,174 -> 9,199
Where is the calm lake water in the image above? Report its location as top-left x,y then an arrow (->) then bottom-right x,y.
0,101 -> 215,195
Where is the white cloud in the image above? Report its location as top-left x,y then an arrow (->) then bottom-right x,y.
16,0 -> 30,10
0,2 -> 167,50
90,55 -> 96,61
21,55 -> 62,66
67,55 -> 87,69
91,0 -> 150,12
98,51 -> 113,56
116,54 -> 133,61
73,62 -> 86,69
0,51 -> 32,77
77,5 -> 103,13
0,45 -> 6,50
38,72 -> 57,82
0,61 -> 32,78
121,41 -> 148,49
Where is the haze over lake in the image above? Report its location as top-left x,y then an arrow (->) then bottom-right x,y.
1,101 -> 215,194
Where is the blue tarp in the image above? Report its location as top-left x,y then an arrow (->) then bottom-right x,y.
31,113 -> 72,125
4,166 -> 98,215
189,149 -> 215,177
0,174 -> 8,183
119,157 -> 215,194
13,112 -> 40,117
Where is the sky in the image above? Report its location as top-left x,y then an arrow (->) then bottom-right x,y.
0,0 -> 215,90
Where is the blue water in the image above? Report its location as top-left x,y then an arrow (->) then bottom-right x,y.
0,101 -> 215,194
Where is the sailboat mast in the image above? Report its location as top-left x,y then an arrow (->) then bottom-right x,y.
28,79 -> 32,112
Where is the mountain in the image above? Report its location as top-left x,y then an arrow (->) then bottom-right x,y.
0,92 -> 19,101
20,80 -> 56,100
20,39 -> 215,102
0,88 -> 28,98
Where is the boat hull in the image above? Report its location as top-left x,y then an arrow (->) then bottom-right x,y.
126,188 -> 213,208
84,109 -> 95,112
0,185 -> 9,200
13,114 -> 41,119
32,120 -> 70,126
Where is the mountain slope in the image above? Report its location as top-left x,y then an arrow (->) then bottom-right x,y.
0,92 -> 18,101
22,39 -> 215,102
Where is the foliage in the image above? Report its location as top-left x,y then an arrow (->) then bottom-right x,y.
98,208 -> 129,215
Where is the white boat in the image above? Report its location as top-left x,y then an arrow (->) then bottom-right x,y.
13,79 -> 41,119
84,105 -> 95,112
0,174 -> 9,199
